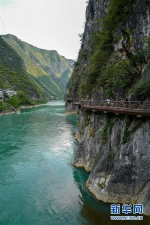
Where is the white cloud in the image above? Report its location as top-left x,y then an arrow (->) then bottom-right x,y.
0,0 -> 87,59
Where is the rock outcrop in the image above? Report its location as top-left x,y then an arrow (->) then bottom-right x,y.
65,100 -> 79,112
66,0 -> 150,216
73,109 -> 150,215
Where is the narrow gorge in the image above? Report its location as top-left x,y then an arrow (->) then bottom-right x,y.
66,0 -> 150,216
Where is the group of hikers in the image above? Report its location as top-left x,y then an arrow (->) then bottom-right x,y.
106,97 -> 129,107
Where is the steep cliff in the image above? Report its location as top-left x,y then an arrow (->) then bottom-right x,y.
67,0 -> 150,100
74,110 -> 150,216
66,0 -> 150,216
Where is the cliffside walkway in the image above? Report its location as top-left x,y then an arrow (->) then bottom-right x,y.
66,99 -> 150,117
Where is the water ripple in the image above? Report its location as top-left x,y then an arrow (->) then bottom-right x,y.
0,102 -> 148,225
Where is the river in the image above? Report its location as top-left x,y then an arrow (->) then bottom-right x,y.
0,101 -> 149,225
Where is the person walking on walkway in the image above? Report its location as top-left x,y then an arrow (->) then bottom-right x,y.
106,98 -> 110,107
120,98 -> 124,107
124,97 -> 129,108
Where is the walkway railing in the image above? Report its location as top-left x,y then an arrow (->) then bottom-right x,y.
66,98 -> 150,109
65,99 -> 150,116
79,100 -> 150,110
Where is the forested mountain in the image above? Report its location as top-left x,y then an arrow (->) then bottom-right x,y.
2,34 -> 74,99
0,36 -> 46,99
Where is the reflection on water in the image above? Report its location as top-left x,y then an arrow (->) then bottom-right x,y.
0,101 -> 149,225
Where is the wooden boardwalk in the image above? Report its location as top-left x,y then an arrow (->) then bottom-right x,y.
66,99 -> 150,117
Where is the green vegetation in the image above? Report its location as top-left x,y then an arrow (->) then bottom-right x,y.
98,58 -> 139,97
78,33 -> 83,42
0,36 -> 46,99
66,76 -> 73,97
129,78 -> 150,100
122,119 -> 132,144
106,150 -> 115,161
70,0 -> 148,99
0,36 -> 50,110
108,120 -> 115,135
0,102 -> 7,112
143,125 -> 148,133
0,93 -> 48,112
84,112 -> 90,126
122,119 -> 142,144
8,95 -> 21,108
89,127 -> 96,137
77,123 -> 80,127
98,181 -> 105,189
77,0 -> 133,97
100,124 -> 108,141
68,0 -> 150,101
2,34 -> 74,99
100,117 -> 115,143
4,92 -> 9,99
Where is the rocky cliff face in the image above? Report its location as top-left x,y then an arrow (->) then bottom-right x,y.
73,109 -> 150,215
65,100 -> 79,112
66,0 -> 150,216
67,0 -> 150,101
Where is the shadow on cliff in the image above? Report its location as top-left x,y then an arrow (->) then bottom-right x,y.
72,167 -> 150,225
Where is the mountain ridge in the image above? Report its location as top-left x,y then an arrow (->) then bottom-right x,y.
2,34 -> 74,99
0,36 -> 47,99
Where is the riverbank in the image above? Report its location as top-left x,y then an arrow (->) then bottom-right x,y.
0,102 -> 48,116
20,103 -> 46,110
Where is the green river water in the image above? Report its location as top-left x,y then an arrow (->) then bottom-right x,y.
0,101 -> 150,225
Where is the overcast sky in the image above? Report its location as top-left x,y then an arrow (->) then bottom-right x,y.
0,0 -> 87,60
